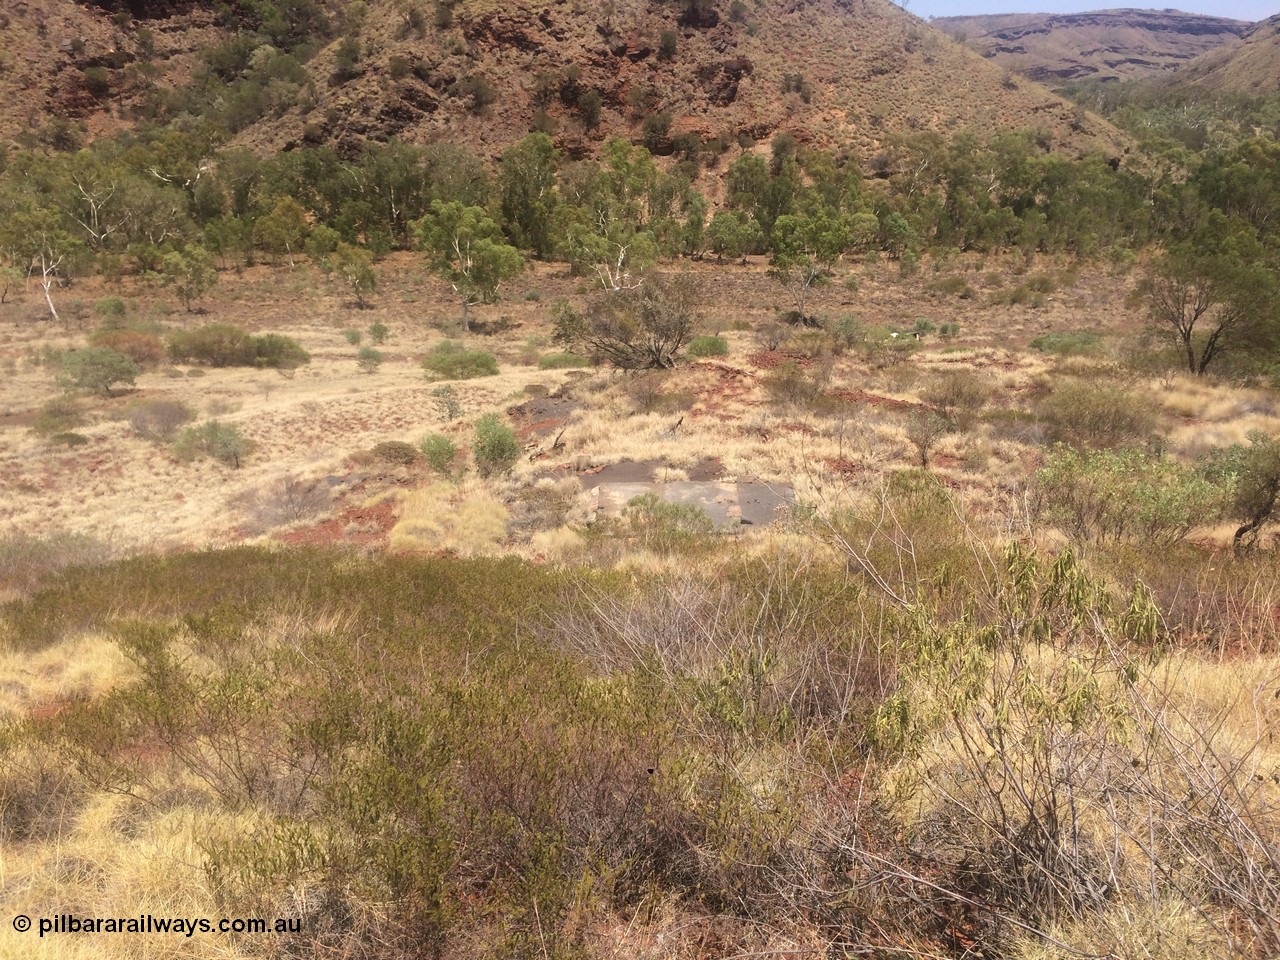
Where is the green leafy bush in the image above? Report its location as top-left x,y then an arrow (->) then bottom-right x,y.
58,347 -> 139,396
1030,330 -> 1105,356
49,431 -> 89,447
1201,431 -> 1280,552
658,29 -> 678,60
686,335 -> 729,358
357,347 -> 383,373
537,352 -> 590,370
432,385 -> 463,420
168,324 -> 254,366
420,434 -> 458,475
920,369 -> 990,429
168,325 -> 309,370
95,296 -> 127,321
621,492 -> 716,552
367,321 -> 389,344
371,440 -> 421,466
172,420 -> 252,467
343,328 -> 362,345
472,414 -> 519,477
422,341 -> 498,380
860,326 -> 919,367
31,397 -> 84,437
0,530 -> 113,595
762,359 -> 831,406
927,276 -> 976,299
1038,379 -> 1158,450
251,333 -> 310,371
1035,446 -> 1226,544
825,313 -> 863,354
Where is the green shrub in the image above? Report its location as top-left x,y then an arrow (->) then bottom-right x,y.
82,66 -> 111,98
251,333 -> 310,371
1025,272 -> 1057,294
371,440 -> 421,466
168,324 -> 308,370
422,341 -> 498,380
357,346 -> 383,373
343,328 -> 362,345
1201,431 -> 1280,553
49,431 -> 90,447
432,384 -> 463,420
860,326 -> 919,367
1035,446 -> 1226,544
168,324 -> 254,366
31,397 -> 84,437
686,335 -> 729,358
913,317 -> 937,337
658,28 -> 678,60
762,359 -> 831,406
1030,330 -> 1105,356
172,420 -> 252,467
537,352 -> 590,370
920,369 -> 990,429
927,276 -> 976,299
826,314 -> 864,355
992,283 -> 1049,308
95,296 -> 127,322
621,492 -> 716,552
419,434 -> 458,475
367,321 -> 389,344
0,530 -> 113,595
939,321 -> 960,339
473,414 -> 519,477
1038,379 -> 1158,450
58,347 -> 139,396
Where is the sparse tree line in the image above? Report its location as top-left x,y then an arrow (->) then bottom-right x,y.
1,113 -> 1278,371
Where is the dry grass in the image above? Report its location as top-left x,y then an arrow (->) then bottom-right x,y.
2,253 -> 1273,569
0,634 -> 135,721
0,798 -> 259,960
388,480 -> 510,554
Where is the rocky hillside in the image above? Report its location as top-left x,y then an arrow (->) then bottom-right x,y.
1,0 -> 1130,163
935,8 -> 1249,86
1177,13 -> 1280,93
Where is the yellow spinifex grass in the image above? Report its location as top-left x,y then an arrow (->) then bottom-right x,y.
388,480 -> 510,555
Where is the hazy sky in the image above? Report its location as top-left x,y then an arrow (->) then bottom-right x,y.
914,1 -> 1280,20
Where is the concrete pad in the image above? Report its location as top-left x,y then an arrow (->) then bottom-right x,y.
588,480 -> 795,532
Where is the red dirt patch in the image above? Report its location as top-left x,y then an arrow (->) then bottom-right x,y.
277,497 -> 398,548
30,700 -> 71,722
827,388 -> 922,410
517,416 -> 571,440
748,350 -> 821,369
825,457 -> 866,478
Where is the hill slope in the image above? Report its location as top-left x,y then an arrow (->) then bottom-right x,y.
0,1 -> 224,144
1177,13 -> 1280,93
0,0 -> 1130,162
935,8 -> 1249,86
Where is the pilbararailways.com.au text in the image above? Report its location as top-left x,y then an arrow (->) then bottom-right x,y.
14,914 -> 302,938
